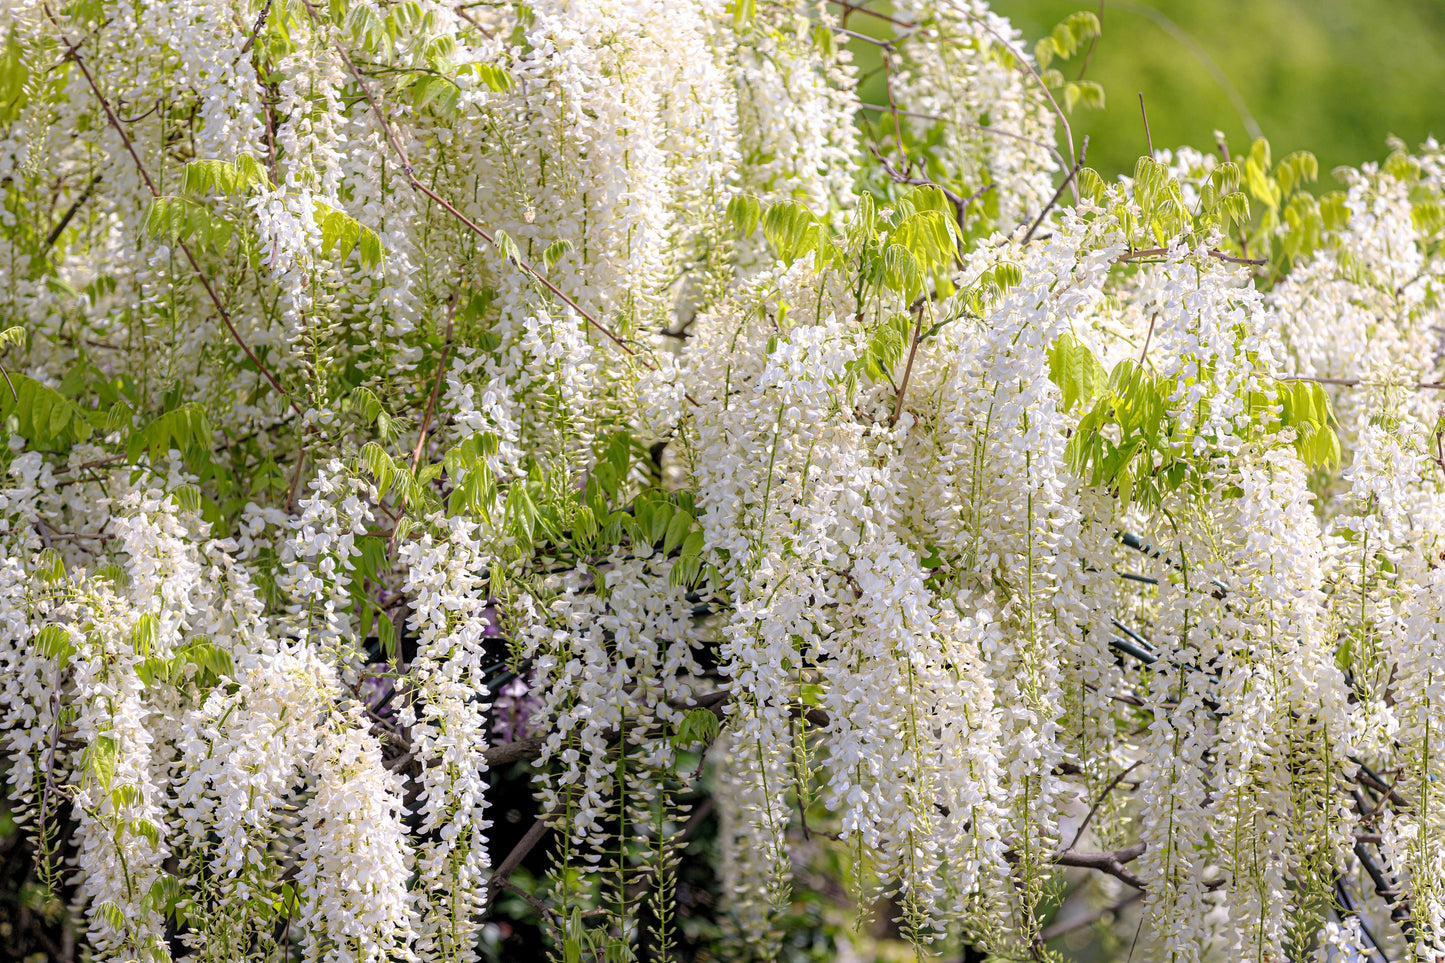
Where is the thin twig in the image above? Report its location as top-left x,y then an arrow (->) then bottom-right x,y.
42,174 -> 101,251
285,447 -> 307,512
451,5 -> 496,39
889,301 -> 927,427
1279,375 -> 1445,393
1052,841 -> 1147,890
1137,311 -> 1158,365
484,816 -> 551,909
880,46 -> 908,163
237,0 -> 273,56
823,0 -> 915,31
410,297 -> 457,475
835,25 -> 894,49
498,878 -> 560,923
1023,135 -> 1088,244
869,144 -> 994,233
1118,246 -> 1266,267
1138,91 -> 1154,158
1074,0 -> 1106,82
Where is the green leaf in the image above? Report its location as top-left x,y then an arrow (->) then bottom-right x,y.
0,30 -> 30,125
127,404 -> 211,463
34,624 -> 74,662
88,733 -> 119,789
1,374 -> 94,449
674,707 -> 721,747
313,203 -> 384,267
889,208 -> 958,290
1062,80 -> 1105,112
376,610 -> 397,662
662,506 -> 692,556
494,229 -> 521,265
848,192 -> 877,247
34,548 -> 65,584
171,484 -> 202,514
360,442 -> 396,498
181,155 -> 271,195
1077,167 -> 1106,203
97,900 -> 126,934
131,613 -> 159,656
1047,332 -> 1106,412
184,639 -> 234,682
542,238 -> 574,271
0,325 -> 26,351
473,63 -> 514,92
762,200 -> 823,266
130,817 -> 160,849
727,194 -> 761,238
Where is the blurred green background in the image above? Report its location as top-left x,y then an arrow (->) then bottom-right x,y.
998,0 -> 1445,186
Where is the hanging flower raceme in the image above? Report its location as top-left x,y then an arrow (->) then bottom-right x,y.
5,0 -> 1445,960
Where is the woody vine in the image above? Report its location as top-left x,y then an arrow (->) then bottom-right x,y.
0,0 -> 1443,960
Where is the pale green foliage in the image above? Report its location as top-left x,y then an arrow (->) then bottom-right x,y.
1,0 -> 1442,961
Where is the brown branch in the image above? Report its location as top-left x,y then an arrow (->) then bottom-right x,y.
1007,838 -> 1148,890
1118,246 -> 1266,267
48,11 -> 298,414
1354,760 -> 1413,809
484,815 -> 550,909
823,0 -> 916,31
42,174 -> 101,251
1279,375 -> 1445,393
1052,841 -> 1148,890
889,301 -> 927,427
1137,310 -> 1158,366
1355,841 -> 1417,947
478,687 -> 822,769
484,733 -> 545,766
1023,135 -> 1088,244
237,0 -> 273,56
1138,92 -> 1154,159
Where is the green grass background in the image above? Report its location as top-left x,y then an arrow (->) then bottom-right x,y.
996,0 -> 1445,186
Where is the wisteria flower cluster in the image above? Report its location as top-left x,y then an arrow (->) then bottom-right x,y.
1,0 -> 1443,960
